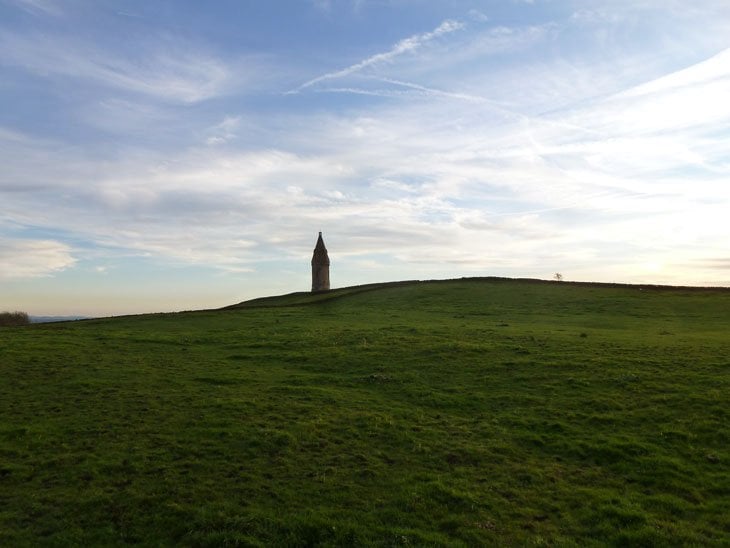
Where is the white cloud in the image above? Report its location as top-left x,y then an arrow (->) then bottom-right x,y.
0,239 -> 75,279
1,88 -> 727,286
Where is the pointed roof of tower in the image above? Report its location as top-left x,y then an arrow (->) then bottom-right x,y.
312,231 -> 330,265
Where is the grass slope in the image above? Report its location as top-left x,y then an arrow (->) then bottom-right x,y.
1,278 -> 728,546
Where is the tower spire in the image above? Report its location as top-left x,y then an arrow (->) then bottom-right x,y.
311,232 -> 330,292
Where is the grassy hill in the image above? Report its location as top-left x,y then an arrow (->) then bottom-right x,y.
1,278 -> 728,545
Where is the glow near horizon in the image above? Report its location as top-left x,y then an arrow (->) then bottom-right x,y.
1,0 -> 729,316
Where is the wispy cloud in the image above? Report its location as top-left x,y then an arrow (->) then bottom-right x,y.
319,77 -> 492,103
205,116 -> 241,146
292,22 -> 553,104
290,19 -> 464,93
7,0 -> 61,16
468,9 -> 489,23
0,31 -> 231,103
618,47 -> 730,100
701,258 -> 730,270
311,0 -> 332,13
74,99 -> 187,143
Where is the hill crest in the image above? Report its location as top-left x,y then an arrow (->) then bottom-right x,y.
223,276 -> 730,310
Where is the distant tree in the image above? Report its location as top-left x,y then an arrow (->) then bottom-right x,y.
553,273 -> 564,282
0,311 -> 30,327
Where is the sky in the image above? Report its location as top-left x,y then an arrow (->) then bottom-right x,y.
1,0 -> 729,316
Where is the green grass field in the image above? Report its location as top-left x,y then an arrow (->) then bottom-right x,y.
1,278 -> 728,546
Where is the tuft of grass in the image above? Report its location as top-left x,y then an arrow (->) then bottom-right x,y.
0,278 -> 729,545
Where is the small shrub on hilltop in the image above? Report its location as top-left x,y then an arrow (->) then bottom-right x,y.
0,311 -> 30,327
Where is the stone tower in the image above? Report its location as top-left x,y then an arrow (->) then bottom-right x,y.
311,232 -> 330,292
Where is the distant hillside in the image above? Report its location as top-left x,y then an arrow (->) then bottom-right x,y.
30,315 -> 90,324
